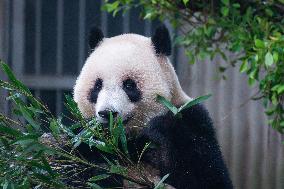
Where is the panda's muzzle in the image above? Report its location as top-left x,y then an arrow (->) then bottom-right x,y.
98,109 -> 118,121
97,109 -> 132,127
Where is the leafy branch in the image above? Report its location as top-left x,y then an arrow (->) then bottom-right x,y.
0,61 -> 169,188
102,0 -> 284,133
0,60 -> 212,188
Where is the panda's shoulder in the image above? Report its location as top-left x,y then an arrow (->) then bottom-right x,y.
180,103 -> 214,134
148,103 -> 215,138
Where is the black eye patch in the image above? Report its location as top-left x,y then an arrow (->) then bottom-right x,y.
123,78 -> 142,102
89,78 -> 103,103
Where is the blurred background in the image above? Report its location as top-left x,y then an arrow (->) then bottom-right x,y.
0,0 -> 283,188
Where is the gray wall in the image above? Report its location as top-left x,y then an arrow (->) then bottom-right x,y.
176,47 -> 284,189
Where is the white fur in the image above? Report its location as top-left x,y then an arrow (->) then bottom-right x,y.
74,33 -> 190,129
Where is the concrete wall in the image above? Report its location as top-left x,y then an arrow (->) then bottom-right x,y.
176,47 -> 284,189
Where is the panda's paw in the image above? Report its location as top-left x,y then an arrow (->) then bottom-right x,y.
136,125 -> 170,149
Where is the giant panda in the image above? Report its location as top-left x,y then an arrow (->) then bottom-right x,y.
73,25 -> 233,189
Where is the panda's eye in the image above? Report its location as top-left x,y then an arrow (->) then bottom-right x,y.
95,78 -> 103,89
124,79 -> 136,90
89,78 -> 103,103
123,79 -> 141,102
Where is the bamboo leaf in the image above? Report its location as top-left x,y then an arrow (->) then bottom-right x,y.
87,182 -> 103,189
156,95 -> 178,115
89,174 -> 110,182
178,94 -> 212,112
49,119 -> 60,139
154,174 -> 170,189
0,123 -> 22,137
0,62 -> 31,95
109,164 -> 127,175
118,118 -> 128,155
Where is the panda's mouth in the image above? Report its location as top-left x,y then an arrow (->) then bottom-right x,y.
99,115 -> 133,128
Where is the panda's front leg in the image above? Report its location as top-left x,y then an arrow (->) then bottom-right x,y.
133,120 -> 177,188
141,104 -> 233,189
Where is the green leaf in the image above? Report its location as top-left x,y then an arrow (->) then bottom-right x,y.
0,123 -> 22,137
89,174 -> 110,182
87,182 -> 103,189
103,1 -> 120,13
232,3 -> 240,8
221,6 -> 229,16
239,60 -> 248,73
271,93 -> 278,105
109,165 -> 127,175
265,52 -> 273,66
183,0 -> 189,5
0,62 -> 31,95
276,85 -> 284,94
12,134 -> 39,146
118,118 -> 128,155
49,119 -> 60,139
255,39 -> 265,48
17,102 -> 41,131
144,12 -> 154,19
273,52 -> 279,63
185,50 -> 195,64
154,174 -> 170,189
95,142 -> 114,154
3,179 -> 9,189
221,0 -> 229,5
178,94 -> 212,112
138,142 -> 151,165
248,77 -> 256,86
156,95 -> 178,115
64,94 -> 84,120
109,112 -> 114,134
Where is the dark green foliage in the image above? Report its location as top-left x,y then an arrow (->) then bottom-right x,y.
103,0 -> 284,134
2,62 -> 201,188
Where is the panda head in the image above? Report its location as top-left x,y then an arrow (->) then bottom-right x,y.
74,25 -> 189,130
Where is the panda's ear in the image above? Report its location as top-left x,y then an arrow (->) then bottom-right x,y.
89,27 -> 104,51
151,25 -> 171,56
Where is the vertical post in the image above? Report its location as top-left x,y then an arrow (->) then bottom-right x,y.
11,0 -> 25,78
78,0 -> 86,70
35,0 -> 41,75
56,0 -> 63,76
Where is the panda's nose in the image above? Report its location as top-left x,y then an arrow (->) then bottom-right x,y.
98,110 -> 118,120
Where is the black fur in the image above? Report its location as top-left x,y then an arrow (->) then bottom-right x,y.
88,78 -> 103,103
151,25 -> 172,56
122,78 -> 142,102
75,103 -> 232,188
134,104 -> 233,189
89,27 -> 104,51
